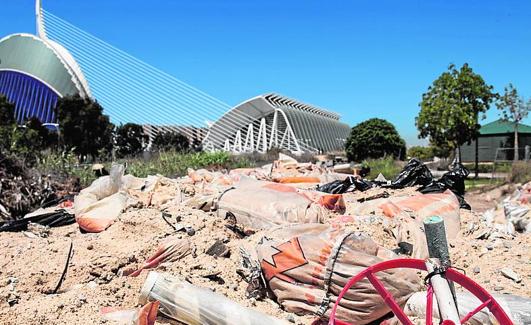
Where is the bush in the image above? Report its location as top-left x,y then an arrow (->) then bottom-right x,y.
407,146 -> 434,161
510,161 -> 531,184
152,131 -> 189,152
345,118 -> 406,162
362,156 -> 403,180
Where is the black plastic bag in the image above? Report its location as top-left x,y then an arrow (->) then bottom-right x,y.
389,158 -> 433,189
0,209 -> 75,232
419,163 -> 471,210
317,176 -> 373,194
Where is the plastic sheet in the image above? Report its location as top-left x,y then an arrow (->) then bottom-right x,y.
101,301 -> 159,325
256,224 -> 421,324
404,291 -> 531,325
0,207 -> 74,232
74,165 -> 127,232
139,272 -> 287,325
389,158 -> 433,188
317,176 -> 374,194
419,162 -> 471,209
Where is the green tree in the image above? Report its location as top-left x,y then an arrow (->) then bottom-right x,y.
0,95 -> 16,126
115,123 -> 148,158
345,118 -> 406,162
152,131 -> 189,152
0,95 -> 16,152
55,95 -> 114,160
416,63 -> 496,171
496,84 -> 530,161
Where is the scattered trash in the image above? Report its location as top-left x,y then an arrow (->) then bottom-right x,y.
74,164 -> 127,232
101,301 -> 159,325
404,291 -> 531,325
125,238 -> 191,277
205,240 -> 230,257
51,240 -> 74,294
2,151 -> 529,324
316,176 -> 373,194
0,207 -> 74,232
356,191 -> 390,202
374,173 -> 388,184
389,158 -> 433,188
139,271 -> 288,324
419,162 -> 471,209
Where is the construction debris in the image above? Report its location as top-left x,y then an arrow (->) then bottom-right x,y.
0,154 -> 529,324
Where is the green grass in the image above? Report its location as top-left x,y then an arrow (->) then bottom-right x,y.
362,156 -> 403,180
36,151 -> 253,187
462,162 -> 512,173
465,178 -> 503,190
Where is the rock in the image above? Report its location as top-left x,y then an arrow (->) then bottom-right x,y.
87,244 -> 94,250
486,244 -> 494,251
205,240 -> 230,257
494,286 -> 504,291
475,230 -> 490,240
285,314 -> 296,323
7,292 -> 19,306
501,268 -> 522,283
185,226 -> 195,236
473,266 -> 480,274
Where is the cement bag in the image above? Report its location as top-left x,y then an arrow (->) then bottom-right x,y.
74,165 -> 127,232
256,224 -> 421,324
124,175 -> 182,208
404,291 -> 531,325
216,179 -> 327,230
352,190 -> 461,258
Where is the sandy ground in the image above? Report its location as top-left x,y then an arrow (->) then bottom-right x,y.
0,182 -> 529,324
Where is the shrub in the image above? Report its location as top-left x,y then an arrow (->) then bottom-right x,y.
362,156 -> 403,180
510,161 -> 531,184
152,131 -> 189,152
407,146 -> 434,161
345,118 -> 406,162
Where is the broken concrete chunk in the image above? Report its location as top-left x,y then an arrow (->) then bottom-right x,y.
501,268 -> 522,283
205,240 -> 230,257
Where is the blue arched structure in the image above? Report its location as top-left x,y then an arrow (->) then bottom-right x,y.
0,70 -> 59,123
0,33 -> 91,124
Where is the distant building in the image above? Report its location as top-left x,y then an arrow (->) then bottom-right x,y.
203,93 -> 351,154
460,119 -> 531,162
143,124 -> 207,146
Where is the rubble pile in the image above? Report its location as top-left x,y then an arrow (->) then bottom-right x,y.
0,155 -> 530,324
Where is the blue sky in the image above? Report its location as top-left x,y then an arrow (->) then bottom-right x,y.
1,0 -> 530,145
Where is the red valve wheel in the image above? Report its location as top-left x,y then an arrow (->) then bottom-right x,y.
327,258 -> 513,325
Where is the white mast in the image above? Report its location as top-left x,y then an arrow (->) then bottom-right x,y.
36,0 -> 47,39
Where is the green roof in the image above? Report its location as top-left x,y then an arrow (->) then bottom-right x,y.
480,119 -> 531,135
